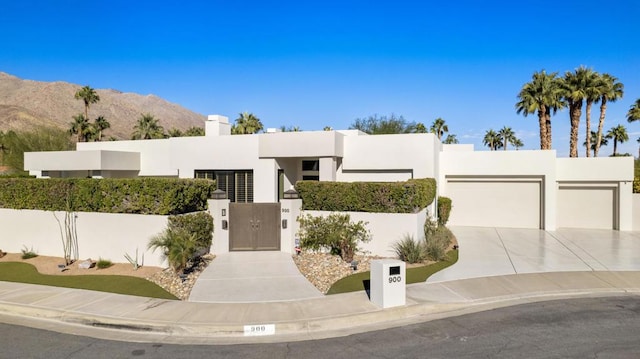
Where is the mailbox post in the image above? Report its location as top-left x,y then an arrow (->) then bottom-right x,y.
370,259 -> 406,308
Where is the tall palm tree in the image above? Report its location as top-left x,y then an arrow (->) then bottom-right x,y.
92,116 -> 110,141
483,129 -> 502,151
583,69 -> 601,157
584,130 -> 609,157
429,118 -> 448,140
498,126 -> 516,151
516,70 -> 564,150
594,74 -> 624,157
74,86 -> 100,121
131,113 -> 165,140
512,138 -> 524,150
562,66 -> 591,157
232,112 -> 263,134
443,134 -> 459,144
68,113 -> 91,142
628,98 -> 640,123
607,124 -> 629,156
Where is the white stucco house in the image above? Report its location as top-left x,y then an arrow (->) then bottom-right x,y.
19,114 -> 638,260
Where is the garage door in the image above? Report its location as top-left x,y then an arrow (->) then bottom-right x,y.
557,186 -> 616,229
446,178 -> 542,228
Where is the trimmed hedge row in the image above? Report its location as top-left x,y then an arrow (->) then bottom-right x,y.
634,177 -> 639,193
0,178 -> 216,215
295,178 -> 436,213
437,196 -> 452,225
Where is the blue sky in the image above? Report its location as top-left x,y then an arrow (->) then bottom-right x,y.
1,0 -> 639,156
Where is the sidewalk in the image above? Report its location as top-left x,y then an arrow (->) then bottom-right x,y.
2,271 -> 640,344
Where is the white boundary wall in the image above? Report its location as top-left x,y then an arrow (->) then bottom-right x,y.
634,194 -> 640,231
0,209 -> 168,267
302,209 -> 428,258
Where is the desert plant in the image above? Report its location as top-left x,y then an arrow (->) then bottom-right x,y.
425,226 -> 453,261
96,258 -> 113,269
148,228 -> 198,274
437,196 -> 452,226
297,213 -> 371,263
21,246 -> 38,259
392,234 -> 426,264
168,211 -> 213,255
124,248 -> 144,270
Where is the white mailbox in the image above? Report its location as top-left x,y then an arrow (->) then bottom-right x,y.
370,259 -> 406,308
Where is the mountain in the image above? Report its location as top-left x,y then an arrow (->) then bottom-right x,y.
0,72 -> 206,139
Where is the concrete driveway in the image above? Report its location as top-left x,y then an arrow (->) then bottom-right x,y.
428,227 -> 640,283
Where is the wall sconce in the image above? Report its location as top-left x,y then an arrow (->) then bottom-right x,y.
283,189 -> 299,199
212,189 -> 227,200
221,208 -> 226,217
282,219 -> 287,229
222,220 -> 228,230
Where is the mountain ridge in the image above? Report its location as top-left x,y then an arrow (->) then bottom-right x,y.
0,72 -> 206,139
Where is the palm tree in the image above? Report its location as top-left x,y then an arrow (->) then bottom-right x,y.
168,128 -> 183,137
584,131 -> 609,157
594,74 -> 624,157
0,131 -> 6,165
131,113 -> 165,140
323,126 -> 333,131
498,126 -> 516,151
184,126 -> 205,136
607,124 -> 629,156
74,86 -> 100,121
147,228 -> 197,274
429,118 -> 448,140
232,112 -> 263,134
628,99 -> 640,123
92,116 -> 110,141
483,129 -> 502,151
583,69 -> 601,157
68,113 -> 92,142
512,138 -> 524,150
415,123 -> 427,133
443,134 -> 459,144
516,70 -> 564,150
562,66 -> 592,157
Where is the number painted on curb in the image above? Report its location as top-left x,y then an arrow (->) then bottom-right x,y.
244,324 -> 276,336
388,276 -> 402,283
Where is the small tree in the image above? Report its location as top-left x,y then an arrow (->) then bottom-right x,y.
437,196 -> 452,226
148,228 -> 197,274
297,213 -> 370,263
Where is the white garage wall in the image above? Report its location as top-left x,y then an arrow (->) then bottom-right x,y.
302,209 -> 428,258
0,209 -> 169,267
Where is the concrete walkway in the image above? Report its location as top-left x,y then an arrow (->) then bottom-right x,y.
189,252 -> 322,303
428,227 -> 640,283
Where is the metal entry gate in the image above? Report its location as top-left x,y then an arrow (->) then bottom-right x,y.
229,203 -> 281,251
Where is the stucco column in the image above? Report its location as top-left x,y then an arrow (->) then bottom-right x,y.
319,157 -> 337,181
208,198 -> 230,254
280,198 -> 302,254
618,181 -> 633,231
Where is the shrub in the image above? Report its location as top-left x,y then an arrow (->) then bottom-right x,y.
393,234 -> 426,264
437,196 -> 452,225
295,178 -> 436,213
148,228 -> 198,274
297,213 -> 371,263
425,226 -> 453,261
0,178 -> 216,215
96,258 -> 113,269
21,245 -> 38,259
634,177 -> 639,194
168,211 -> 213,254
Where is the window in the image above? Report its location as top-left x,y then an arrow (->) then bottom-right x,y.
302,160 -> 319,171
195,170 -> 253,202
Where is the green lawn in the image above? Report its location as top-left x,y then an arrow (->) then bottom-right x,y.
0,262 -> 177,300
327,250 -> 458,295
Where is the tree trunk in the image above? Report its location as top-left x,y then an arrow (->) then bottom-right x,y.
503,139 -> 507,150
537,106 -> 548,150
569,102 -> 582,158
585,100 -> 593,157
594,98 -> 607,157
545,113 -> 552,150
613,139 -> 618,156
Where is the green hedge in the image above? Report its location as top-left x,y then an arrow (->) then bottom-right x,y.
0,178 -> 216,215
168,211 -> 214,250
437,196 -> 452,225
295,178 -> 436,213
634,177 -> 640,193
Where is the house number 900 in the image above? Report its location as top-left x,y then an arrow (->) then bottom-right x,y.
388,276 -> 402,283
282,208 -> 290,213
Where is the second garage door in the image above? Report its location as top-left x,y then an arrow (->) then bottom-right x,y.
557,186 -> 616,229
445,178 -> 542,229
